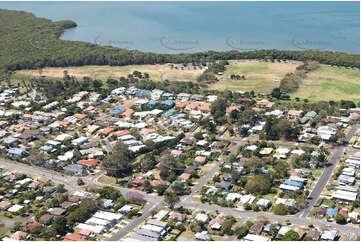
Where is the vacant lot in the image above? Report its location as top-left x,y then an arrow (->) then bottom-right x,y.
14,64 -> 204,82
207,60 -> 300,93
290,65 -> 360,102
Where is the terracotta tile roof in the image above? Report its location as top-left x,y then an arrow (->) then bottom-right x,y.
175,102 -> 187,108
77,159 -> 98,167
26,222 -> 42,231
63,233 -> 87,241
123,109 -> 135,118
0,201 -> 11,209
111,130 -> 130,137
171,150 -> 183,155
133,178 -> 145,184
199,106 -> 211,112
195,156 -> 206,164
169,211 -> 185,221
179,173 -> 191,180
288,110 -> 303,116
186,104 -> 198,110
11,231 -> 28,240
97,127 -> 115,135
73,114 -> 87,119
56,121 -> 70,127
338,209 -> 348,216
150,180 -> 170,187
79,229 -> 92,236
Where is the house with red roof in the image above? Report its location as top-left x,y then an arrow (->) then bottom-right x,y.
56,121 -> 70,127
199,106 -> 211,113
169,211 -> 186,221
338,208 -> 348,217
79,229 -> 93,238
73,114 -> 87,120
28,181 -> 41,190
179,173 -> 191,182
171,150 -> 183,158
256,99 -> 275,109
185,103 -> 198,111
111,130 -> 130,137
133,178 -> 145,187
11,231 -> 28,240
175,102 -> 187,109
195,156 -> 207,165
63,233 -> 87,241
140,128 -> 156,135
25,222 -> 42,232
97,127 -> 114,135
288,110 -> 304,119
0,201 -> 11,210
123,109 -> 135,118
150,180 -> 170,187
239,98 -> 252,102
77,159 -> 98,167
315,207 -> 327,217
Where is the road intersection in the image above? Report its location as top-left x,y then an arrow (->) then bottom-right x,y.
0,125 -> 359,240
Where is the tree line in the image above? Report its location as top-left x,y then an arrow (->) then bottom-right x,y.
0,9 -> 359,72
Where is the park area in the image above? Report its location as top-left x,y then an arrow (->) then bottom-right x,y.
14,60 -> 359,102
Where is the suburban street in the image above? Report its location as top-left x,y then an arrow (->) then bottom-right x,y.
299,124 -> 359,217
0,125 -> 359,240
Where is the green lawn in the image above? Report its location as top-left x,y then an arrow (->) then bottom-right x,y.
291,64 -> 360,102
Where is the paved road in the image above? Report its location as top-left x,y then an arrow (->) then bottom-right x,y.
179,202 -> 360,235
0,160 -> 80,192
105,140 -> 113,152
110,141 -> 242,240
299,125 -> 359,217
181,140 -> 243,203
108,201 -> 164,241
1,126 -> 359,240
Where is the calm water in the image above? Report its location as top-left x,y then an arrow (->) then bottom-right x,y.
1,1 -> 360,54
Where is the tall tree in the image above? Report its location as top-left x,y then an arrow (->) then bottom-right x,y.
102,141 -> 132,177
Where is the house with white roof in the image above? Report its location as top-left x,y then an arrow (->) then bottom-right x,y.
275,148 -> 290,159
225,193 -> 242,202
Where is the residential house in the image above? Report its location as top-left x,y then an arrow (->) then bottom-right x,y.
209,215 -> 225,230
39,213 -> 54,225
249,222 -> 264,235
288,110 -> 304,119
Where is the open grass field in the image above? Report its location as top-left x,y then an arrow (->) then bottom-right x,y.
290,65 -> 360,102
13,60 -> 359,102
14,64 -> 203,82
207,60 -> 301,93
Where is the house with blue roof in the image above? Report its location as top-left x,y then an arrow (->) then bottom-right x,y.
104,199 -> 114,208
40,145 -> 53,153
170,113 -> 186,120
147,100 -> 158,107
326,207 -> 338,217
111,106 -> 125,115
284,180 -> 304,188
8,148 -> 28,156
135,90 -> 151,97
254,168 -> 269,174
161,100 -> 174,107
